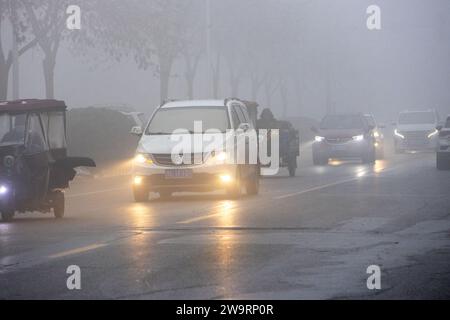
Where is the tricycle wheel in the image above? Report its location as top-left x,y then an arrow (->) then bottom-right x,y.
53,191 -> 65,219
1,209 -> 15,222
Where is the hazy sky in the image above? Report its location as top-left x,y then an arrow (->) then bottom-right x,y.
4,0 -> 450,122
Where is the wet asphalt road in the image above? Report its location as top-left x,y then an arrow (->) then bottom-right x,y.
1,145 -> 449,299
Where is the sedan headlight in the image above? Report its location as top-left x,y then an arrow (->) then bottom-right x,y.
352,135 -> 364,142
134,153 -> 153,165
315,136 -> 325,142
394,129 -> 405,139
427,129 -> 438,138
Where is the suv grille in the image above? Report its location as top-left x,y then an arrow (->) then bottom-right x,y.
403,131 -> 428,145
151,153 -> 206,166
325,137 -> 352,144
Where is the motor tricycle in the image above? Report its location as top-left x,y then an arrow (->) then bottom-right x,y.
0,99 -> 95,222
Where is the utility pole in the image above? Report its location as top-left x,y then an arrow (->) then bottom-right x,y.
11,1 -> 19,100
325,3 -> 335,115
205,0 -> 213,98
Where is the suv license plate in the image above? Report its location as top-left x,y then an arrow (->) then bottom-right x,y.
165,169 -> 193,179
332,145 -> 346,151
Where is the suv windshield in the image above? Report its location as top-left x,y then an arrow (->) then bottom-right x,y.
398,112 -> 436,125
146,106 -> 230,134
0,114 -> 26,146
320,115 -> 365,130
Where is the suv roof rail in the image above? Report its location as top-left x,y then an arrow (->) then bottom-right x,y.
224,97 -> 243,105
161,99 -> 179,106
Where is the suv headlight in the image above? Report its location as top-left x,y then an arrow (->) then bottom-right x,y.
315,136 -> 325,142
352,135 -> 364,142
427,129 -> 438,138
207,151 -> 228,164
134,153 -> 153,165
394,129 -> 405,139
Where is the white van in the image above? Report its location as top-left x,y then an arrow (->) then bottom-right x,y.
130,99 -> 260,201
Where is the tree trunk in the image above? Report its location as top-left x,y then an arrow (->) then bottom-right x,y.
43,56 -> 55,99
184,53 -> 201,99
280,81 -> 288,119
0,64 -> 9,100
186,74 -> 194,99
159,56 -> 173,103
251,75 -> 262,101
231,79 -> 239,97
212,53 -> 221,99
264,81 -> 272,107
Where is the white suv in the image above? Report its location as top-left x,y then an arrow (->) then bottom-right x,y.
437,115 -> 450,170
394,110 -> 440,153
131,99 -> 260,201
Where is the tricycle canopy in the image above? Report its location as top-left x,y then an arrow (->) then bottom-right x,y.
0,99 -> 67,155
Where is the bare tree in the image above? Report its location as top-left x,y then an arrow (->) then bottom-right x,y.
180,0 -> 204,99
22,0 -> 70,99
133,0 -> 188,103
0,0 -> 37,100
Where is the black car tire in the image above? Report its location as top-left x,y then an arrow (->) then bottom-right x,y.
287,155 -> 297,177
246,169 -> 260,195
437,152 -> 450,170
53,191 -> 65,219
288,164 -> 296,177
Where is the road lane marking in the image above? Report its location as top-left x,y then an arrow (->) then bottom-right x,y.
273,177 -> 361,200
66,187 -> 128,198
177,213 -> 224,224
273,161 -> 400,200
48,243 -> 107,259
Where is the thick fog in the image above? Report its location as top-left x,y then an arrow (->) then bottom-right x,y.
1,0 -> 450,123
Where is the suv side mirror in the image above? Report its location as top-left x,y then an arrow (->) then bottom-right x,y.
237,123 -> 250,132
130,126 -> 143,136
